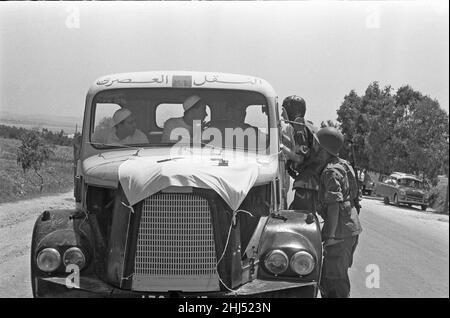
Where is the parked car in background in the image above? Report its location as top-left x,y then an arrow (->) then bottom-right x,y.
375,172 -> 429,210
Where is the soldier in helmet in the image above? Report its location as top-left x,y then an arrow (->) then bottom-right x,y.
280,96 -> 320,212
280,96 -> 301,179
314,127 -> 362,298
280,95 -> 312,165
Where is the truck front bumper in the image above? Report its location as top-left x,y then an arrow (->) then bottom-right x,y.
35,275 -> 318,298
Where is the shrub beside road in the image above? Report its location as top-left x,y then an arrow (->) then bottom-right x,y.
0,137 -> 73,203
428,177 -> 449,214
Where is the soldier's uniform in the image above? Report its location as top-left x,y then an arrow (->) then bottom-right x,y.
290,118 -> 320,212
318,156 -> 362,298
280,112 -> 296,198
290,162 -> 321,212
280,95 -> 320,212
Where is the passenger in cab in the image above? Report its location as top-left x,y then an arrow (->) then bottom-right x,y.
107,108 -> 149,145
161,95 -> 207,143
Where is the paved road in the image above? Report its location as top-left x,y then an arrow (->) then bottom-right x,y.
0,192 -> 448,297
349,197 -> 449,297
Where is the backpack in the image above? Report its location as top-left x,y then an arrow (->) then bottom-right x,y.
292,117 -> 316,150
339,159 -> 362,212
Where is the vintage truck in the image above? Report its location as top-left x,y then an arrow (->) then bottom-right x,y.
376,172 -> 429,210
31,71 -> 322,297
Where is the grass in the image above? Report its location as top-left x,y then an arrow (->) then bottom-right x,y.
0,137 -> 74,204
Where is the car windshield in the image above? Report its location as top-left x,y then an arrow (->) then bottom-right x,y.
90,88 -> 272,153
398,178 -> 423,189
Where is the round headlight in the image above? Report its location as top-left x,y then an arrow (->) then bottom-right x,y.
36,248 -> 61,273
63,247 -> 86,269
290,251 -> 315,276
399,189 -> 406,196
264,250 -> 288,275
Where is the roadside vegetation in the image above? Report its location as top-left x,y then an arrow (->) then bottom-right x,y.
322,83 -> 449,214
0,130 -> 74,203
428,177 -> 449,214
0,124 -> 74,146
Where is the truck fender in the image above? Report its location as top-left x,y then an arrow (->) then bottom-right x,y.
257,210 -> 322,280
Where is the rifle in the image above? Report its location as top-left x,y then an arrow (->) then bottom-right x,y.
348,140 -> 362,214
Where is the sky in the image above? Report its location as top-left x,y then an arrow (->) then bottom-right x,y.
0,1 -> 448,126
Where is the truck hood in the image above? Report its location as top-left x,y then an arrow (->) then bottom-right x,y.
82,147 -> 278,210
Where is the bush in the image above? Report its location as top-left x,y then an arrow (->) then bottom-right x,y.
428,178 -> 448,214
0,124 -> 74,146
16,131 -> 55,192
0,137 -> 74,203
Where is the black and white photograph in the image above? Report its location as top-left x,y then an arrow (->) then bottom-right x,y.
0,0 -> 448,302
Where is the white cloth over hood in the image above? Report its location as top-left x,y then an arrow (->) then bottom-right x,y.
118,156 -> 260,211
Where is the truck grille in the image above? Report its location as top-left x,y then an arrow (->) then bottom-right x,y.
132,193 -> 220,292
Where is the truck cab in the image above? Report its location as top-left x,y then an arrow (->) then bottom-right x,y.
31,71 -> 322,297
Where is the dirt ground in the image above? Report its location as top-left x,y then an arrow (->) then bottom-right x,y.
0,190 -> 448,298
0,190 -> 74,297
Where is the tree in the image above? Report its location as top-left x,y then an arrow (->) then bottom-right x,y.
389,87 -> 449,180
336,82 -> 449,181
336,88 -> 372,170
16,131 -> 54,192
364,85 -> 398,174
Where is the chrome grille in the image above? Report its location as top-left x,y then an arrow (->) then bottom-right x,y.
132,193 -> 219,292
406,194 -> 423,202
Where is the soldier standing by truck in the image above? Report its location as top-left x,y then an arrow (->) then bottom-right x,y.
280,95 -> 320,212
314,127 -> 362,298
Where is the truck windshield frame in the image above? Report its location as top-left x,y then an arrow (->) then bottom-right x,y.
89,88 -> 273,153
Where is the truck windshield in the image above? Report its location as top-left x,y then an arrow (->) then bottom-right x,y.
90,88 -> 271,153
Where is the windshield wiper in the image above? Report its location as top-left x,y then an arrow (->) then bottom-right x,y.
87,142 -> 147,158
87,141 -> 144,149
156,157 -> 185,163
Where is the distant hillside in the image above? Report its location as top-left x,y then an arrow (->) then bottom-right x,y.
0,111 -> 83,134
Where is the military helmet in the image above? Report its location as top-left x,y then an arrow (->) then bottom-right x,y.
316,127 -> 344,156
282,95 -> 306,121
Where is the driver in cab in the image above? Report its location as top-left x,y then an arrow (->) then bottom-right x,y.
161,95 -> 208,143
